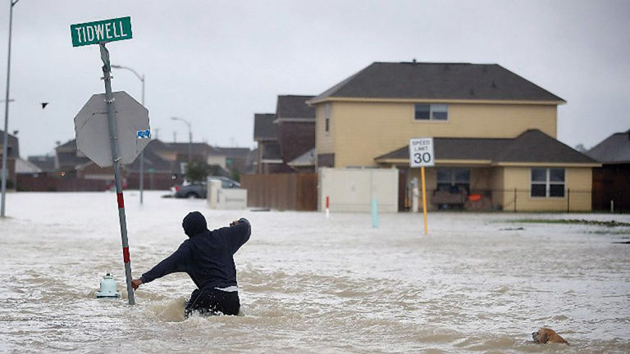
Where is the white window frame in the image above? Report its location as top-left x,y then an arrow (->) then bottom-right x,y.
530,168 -> 565,198
414,103 -> 449,121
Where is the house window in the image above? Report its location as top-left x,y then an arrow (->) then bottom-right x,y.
437,167 -> 470,193
531,168 -> 565,197
414,104 -> 448,121
325,104 -> 331,132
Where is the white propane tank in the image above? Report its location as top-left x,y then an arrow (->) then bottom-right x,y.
96,273 -> 121,298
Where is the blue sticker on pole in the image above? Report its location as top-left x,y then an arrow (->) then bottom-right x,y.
137,129 -> 150,139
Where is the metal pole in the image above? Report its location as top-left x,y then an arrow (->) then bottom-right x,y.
421,166 -> 428,235
100,44 -> 135,305
1,0 -> 19,218
188,127 -> 192,161
172,117 -> 192,162
140,74 -> 144,203
111,65 -> 146,204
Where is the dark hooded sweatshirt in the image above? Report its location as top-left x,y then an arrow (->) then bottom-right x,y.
140,212 -> 251,290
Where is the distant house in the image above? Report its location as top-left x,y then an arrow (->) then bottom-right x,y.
586,129 -> 630,212
54,139 -> 93,178
168,142 -> 218,175
16,158 -> 42,174
209,147 -> 251,179
167,142 -> 250,179
123,139 -> 181,190
15,136 -> 252,191
275,95 -> 316,171
0,130 -> 19,187
254,113 -> 285,174
27,155 -> 56,173
253,95 -> 316,174
308,61 -> 599,211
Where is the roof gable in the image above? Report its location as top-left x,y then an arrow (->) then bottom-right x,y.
496,130 -> 596,163
586,129 -> 630,163
254,113 -> 277,141
376,129 -> 597,165
55,139 -> 77,153
312,62 -> 565,103
276,95 -> 315,120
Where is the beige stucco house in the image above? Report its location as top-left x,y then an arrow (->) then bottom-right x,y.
308,62 -> 599,212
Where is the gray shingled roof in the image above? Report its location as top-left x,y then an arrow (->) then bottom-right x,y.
312,62 -> 566,103
214,147 -> 251,159
56,151 -> 91,170
168,142 -> 218,156
125,139 -> 178,173
54,139 -> 90,169
276,95 -> 315,119
586,129 -> 630,163
28,155 -> 56,172
375,130 -> 597,165
253,113 -> 277,141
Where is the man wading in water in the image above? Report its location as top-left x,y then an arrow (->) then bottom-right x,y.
131,211 -> 251,316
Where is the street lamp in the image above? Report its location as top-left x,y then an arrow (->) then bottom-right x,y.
111,64 -> 146,204
171,117 -> 192,162
1,0 -> 20,218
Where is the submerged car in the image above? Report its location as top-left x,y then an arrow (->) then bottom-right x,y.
171,177 -> 240,199
172,182 -> 206,199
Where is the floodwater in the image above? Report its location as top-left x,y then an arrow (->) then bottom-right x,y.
1,191 -> 629,353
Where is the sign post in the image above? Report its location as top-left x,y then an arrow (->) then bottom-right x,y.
71,17 -> 143,305
409,138 -> 435,235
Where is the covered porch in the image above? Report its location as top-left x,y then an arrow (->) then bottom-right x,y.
375,130 -> 600,212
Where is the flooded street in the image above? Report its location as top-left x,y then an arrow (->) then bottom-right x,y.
1,191 -> 629,353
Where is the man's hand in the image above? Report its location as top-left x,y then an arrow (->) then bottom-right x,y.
131,279 -> 143,290
230,220 -> 239,227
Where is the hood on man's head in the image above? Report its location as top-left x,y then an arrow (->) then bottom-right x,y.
182,211 -> 208,237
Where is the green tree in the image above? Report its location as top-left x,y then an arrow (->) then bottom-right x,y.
185,160 -> 224,182
231,168 -> 241,182
185,160 -> 210,182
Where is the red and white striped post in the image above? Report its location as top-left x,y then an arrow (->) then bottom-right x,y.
325,196 -> 330,218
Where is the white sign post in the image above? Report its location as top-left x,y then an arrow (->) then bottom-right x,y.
409,138 -> 434,235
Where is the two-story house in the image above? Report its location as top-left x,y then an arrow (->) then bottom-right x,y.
0,130 -> 19,188
308,61 -> 599,211
254,113 -> 283,174
253,95 -> 316,173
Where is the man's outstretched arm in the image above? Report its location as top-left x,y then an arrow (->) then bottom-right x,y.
228,218 -> 251,253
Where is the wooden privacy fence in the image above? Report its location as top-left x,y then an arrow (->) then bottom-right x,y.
17,174 -> 109,192
241,173 -> 318,211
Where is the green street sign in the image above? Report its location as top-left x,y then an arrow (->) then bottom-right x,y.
71,17 -> 132,47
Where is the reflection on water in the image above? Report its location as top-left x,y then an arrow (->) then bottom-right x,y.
1,192 -> 629,353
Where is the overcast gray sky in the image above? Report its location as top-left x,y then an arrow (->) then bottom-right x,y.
1,0 -> 629,158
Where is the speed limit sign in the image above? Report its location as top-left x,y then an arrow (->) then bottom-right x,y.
409,138 -> 435,167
